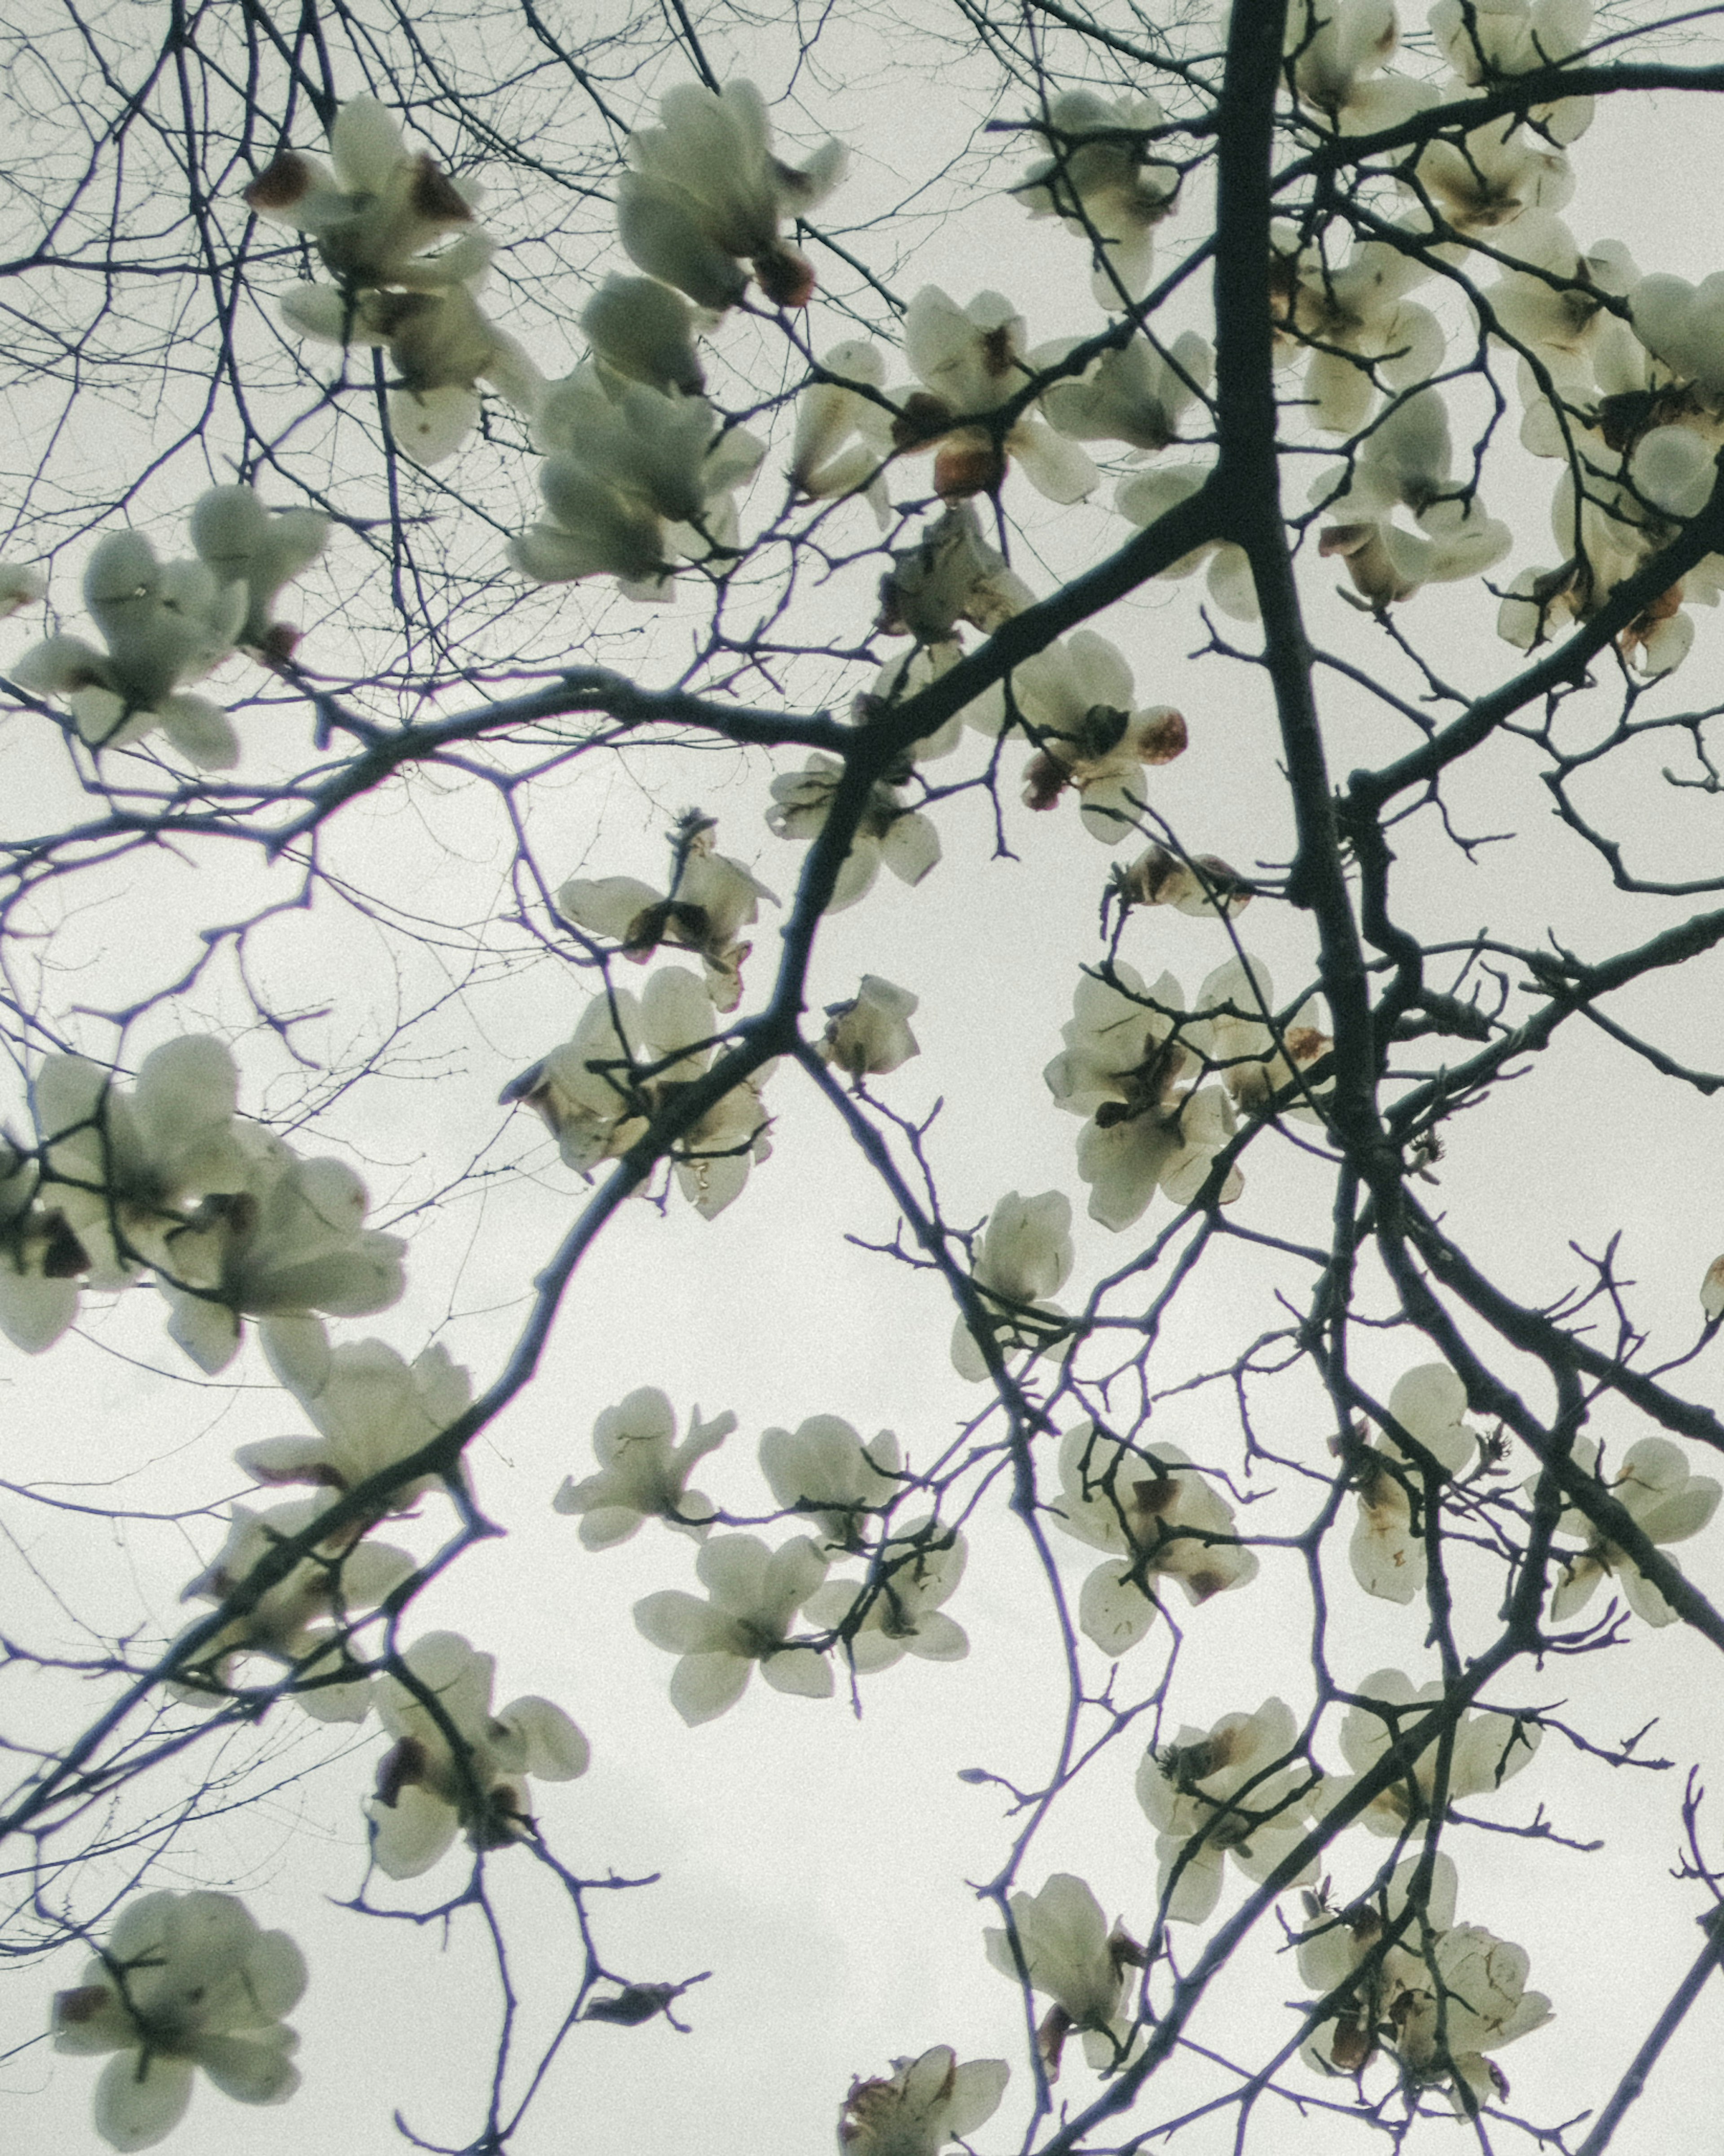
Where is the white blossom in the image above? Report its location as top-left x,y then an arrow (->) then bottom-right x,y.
1115,462 -> 1258,620
878,504 -> 1035,643
1333,1667 -> 1540,1832
1135,1697 -> 1320,1922
243,95 -> 487,291
767,753 -> 940,909
156,1125 -> 407,1375
759,1415 -> 902,1550
179,1495 -> 414,1721
950,1188 -> 1074,1381
837,2043 -> 1008,2156
1547,1435 -> 1721,1625
0,560 -> 44,615
1411,119 -> 1572,239
234,1334 -> 471,1512
1117,843 -> 1253,918
368,1631 -> 589,1875
1039,328 -> 1212,454
14,530 -> 245,766
616,79 -> 845,310
1297,1850 -> 1458,2080
581,273 -> 706,395
1431,0 -> 1595,141
1012,91 -> 1179,302
968,630 -> 1187,844
53,1891 -> 305,2150
633,1532 -> 834,1724
188,486 -> 328,656
33,1037 -> 249,1286
1052,1425 -> 1259,1654
0,1133 -> 84,1352
1271,235 -> 1444,435
1285,0 -> 1434,133
983,1872 -> 1145,2075
554,1384 -> 734,1547
893,287 -> 1096,502
791,339 -> 894,522
1191,956 -> 1333,1117
1349,1363 -> 1478,1603
556,816 -> 775,1011
820,977 -> 921,1081
807,1520 -> 969,1674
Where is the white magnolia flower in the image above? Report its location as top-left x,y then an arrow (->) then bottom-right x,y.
1349,1363 -> 1478,1603
1045,962 -> 1242,1230
837,2043 -> 1008,2155
1012,90 -> 1179,302
983,1872 -> 1145,2075
1115,463 -> 1258,620
279,280 -> 540,464
807,1519 -> 969,1673
1411,118 -> 1572,238
1136,1697 -> 1320,1922
633,1532 -> 834,1724
33,1037 -> 249,1286
791,339 -> 893,522
0,1133 -> 84,1352
514,363 -> 764,593
1285,0 -> 1435,132
878,504 -> 1036,643
234,1335 -> 471,1512
368,1631 -> 589,1875
1334,1667 -> 1539,1833
893,287 -> 1096,502
1039,328 -> 1213,454
179,1496 -> 414,1721
554,1384 -> 734,1547
1191,956 -> 1332,1116
1052,1425 -> 1259,1654
1432,0 -> 1594,141
14,530 -> 245,766
156,1125 -> 407,1375
968,630 -> 1187,844
1118,843 -> 1253,918
1486,214 -> 1637,428
0,560 -> 45,615
767,753 -> 941,910
1395,1919 -> 1553,2111
1546,1435 -> 1721,1626
1703,1250 -> 1724,1321
617,79 -> 845,311
243,94 -> 487,292
950,1188 -> 1074,1381
188,486 -> 328,657
556,816 -> 775,1012
581,273 -> 706,396
53,1891 -> 305,2150
759,1415 -> 901,1550
821,976 -> 921,1081
1312,388 -> 1512,608
1297,1850 -> 1458,2079
1271,235 -> 1444,436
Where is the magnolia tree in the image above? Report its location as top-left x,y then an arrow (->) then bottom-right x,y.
8,0 -> 1724,2150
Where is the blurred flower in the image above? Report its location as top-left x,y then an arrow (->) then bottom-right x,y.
189,486 -> 328,657
617,79 -> 845,309
633,1532 -> 833,1723
837,2043 -> 1008,2155
878,504 -> 1035,642
0,560 -> 44,615
368,1631 -> 589,1875
554,1384 -> 734,1547
1431,0 -> 1594,141
1052,1425 -> 1258,1654
1547,1435 -> 1721,1625
1412,119 -> 1572,238
1136,1697 -> 1319,1922
53,1891 -> 305,2150
581,273 -> 706,395
1284,0 -> 1433,131
0,1133 -> 84,1352
15,530 -> 245,766
234,1335 -> 471,1512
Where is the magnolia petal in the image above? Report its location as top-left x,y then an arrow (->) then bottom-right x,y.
758,1645 -> 835,1699
195,2028 -> 299,2107
497,1694 -> 590,1780
369,1781 -> 459,1878
668,1649 -> 752,1725
1079,1558 -> 1159,1656
92,2050 -> 196,2152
